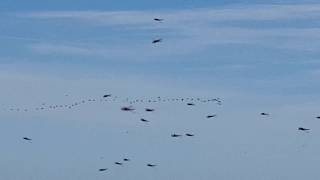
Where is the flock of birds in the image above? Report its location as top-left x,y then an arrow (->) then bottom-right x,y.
9,17 -> 319,175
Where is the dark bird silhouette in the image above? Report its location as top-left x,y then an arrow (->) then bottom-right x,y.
187,103 -> 195,106
185,133 -> 194,137
103,94 -> 111,98
121,106 -> 135,111
154,18 -> 163,22
298,127 -> 310,131
123,158 -> 130,162
147,164 -> 157,167
115,162 -> 123,165
206,114 -> 217,118
145,108 -> 155,112
23,137 -> 32,141
260,113 -> 269,116
316,116 -> 320,119
140,118 -> 149,122
171,134 -> 182,137
99,168 -> 108,172
152,38 -> 162,44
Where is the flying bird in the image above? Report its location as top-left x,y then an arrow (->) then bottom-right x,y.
206,115 -> 217,118
99,168 -> 108,172
115,162 -> 123,165
145,108 -> 155,112
123,158 -> 130,162
187,103 -> 195,106
103,94 -> 111,98
154,18 -> 164,22
260,113 -> 269,116
171,134 -> 182,137
152,38 -> 162,44
121,106 -> 135,111
23,137 -> 32,141
316,116 -> 320,119
298,127 -> 310,131
140,118 -> 149,122
185,133 -> 194,137
147,164 -> 157,167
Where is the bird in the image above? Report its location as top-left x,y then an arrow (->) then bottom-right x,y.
115,162 -> 123,165
316,116 -> 320,119
99,168 -> 108,172
185,133 -> 194,137
23,137 -> 32,141
152,38 -> 162,44
206,115 -> 217,118
153,18 -> 164,22
123,158 -> 130,162
298,127 -> 310,131
145,108 -> 155,112
260,112 -> 269,116
171,134 -> 182,137
140,118 -> 149,122
147,164 -> 157,167
103,94 -> 111,98
187,103 -> 195,106
121,106 -> 135,111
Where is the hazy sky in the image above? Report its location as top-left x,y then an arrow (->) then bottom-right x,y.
1,0 -> 320,180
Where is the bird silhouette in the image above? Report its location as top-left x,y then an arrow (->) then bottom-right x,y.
316,116 -> 320,119
152,39 -> 162,44
123,158 -> 130,162
154,18 -> 163,22
121,106 -> 135,111
140,118 -> 149,122
298,127 -> 310,131
187,103 -> 195,106
145,108 -> 155,112
185,133 -> 194,137
23,137 -> 32,141
99,168 -> 108,172
171,134 -> 182,137
115,162 -> 123,165
260,113 -> 269,116
147,164 -> 157,167
206,115 -> 217,118
103,94 -> 111,98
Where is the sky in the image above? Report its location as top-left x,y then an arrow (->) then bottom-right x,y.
1,0 -> 320,179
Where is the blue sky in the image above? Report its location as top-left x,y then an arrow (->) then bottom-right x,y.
1,0 -> 320,180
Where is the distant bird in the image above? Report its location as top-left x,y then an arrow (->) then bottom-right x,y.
121,106 -> 135,111
99,168 -> 108,172
145,108 -> 155,112
206,115 -> 217,118
185,133 -> 194,137
23,137 -> 32,141
140,118 -> 149,122
171,134 -> 182,137
123,158 -> 130,162
187,103 -> 195,106
298,127 -> 310,131
260,113 -> 269,116
316,116 -> 320,119
152,38 -> 162,44
103,94 -> 111,98
147,164 -> 157,167
154,18 -> 164,22
115,162 -> 123,165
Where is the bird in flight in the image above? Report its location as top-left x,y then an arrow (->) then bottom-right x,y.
99,168 -> 108,172
115,162 -> 123,165
147,164 -> 157,167
260,113 -> 269,116
171,134 -> 182,137
152,39 -> 162,44
187,103 -> 195,106
154,18 -> 164,22
121,106 -> 135,111
298,127 -> 310,132
123,158 -> 130,162
140,118 -> 149,122
23,137 -> 32,141
206,115 -> 217,118
185,133 -> 194,137
316,116 -> 320,119
103,94 -> 111,98
145,108 -> 155,112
